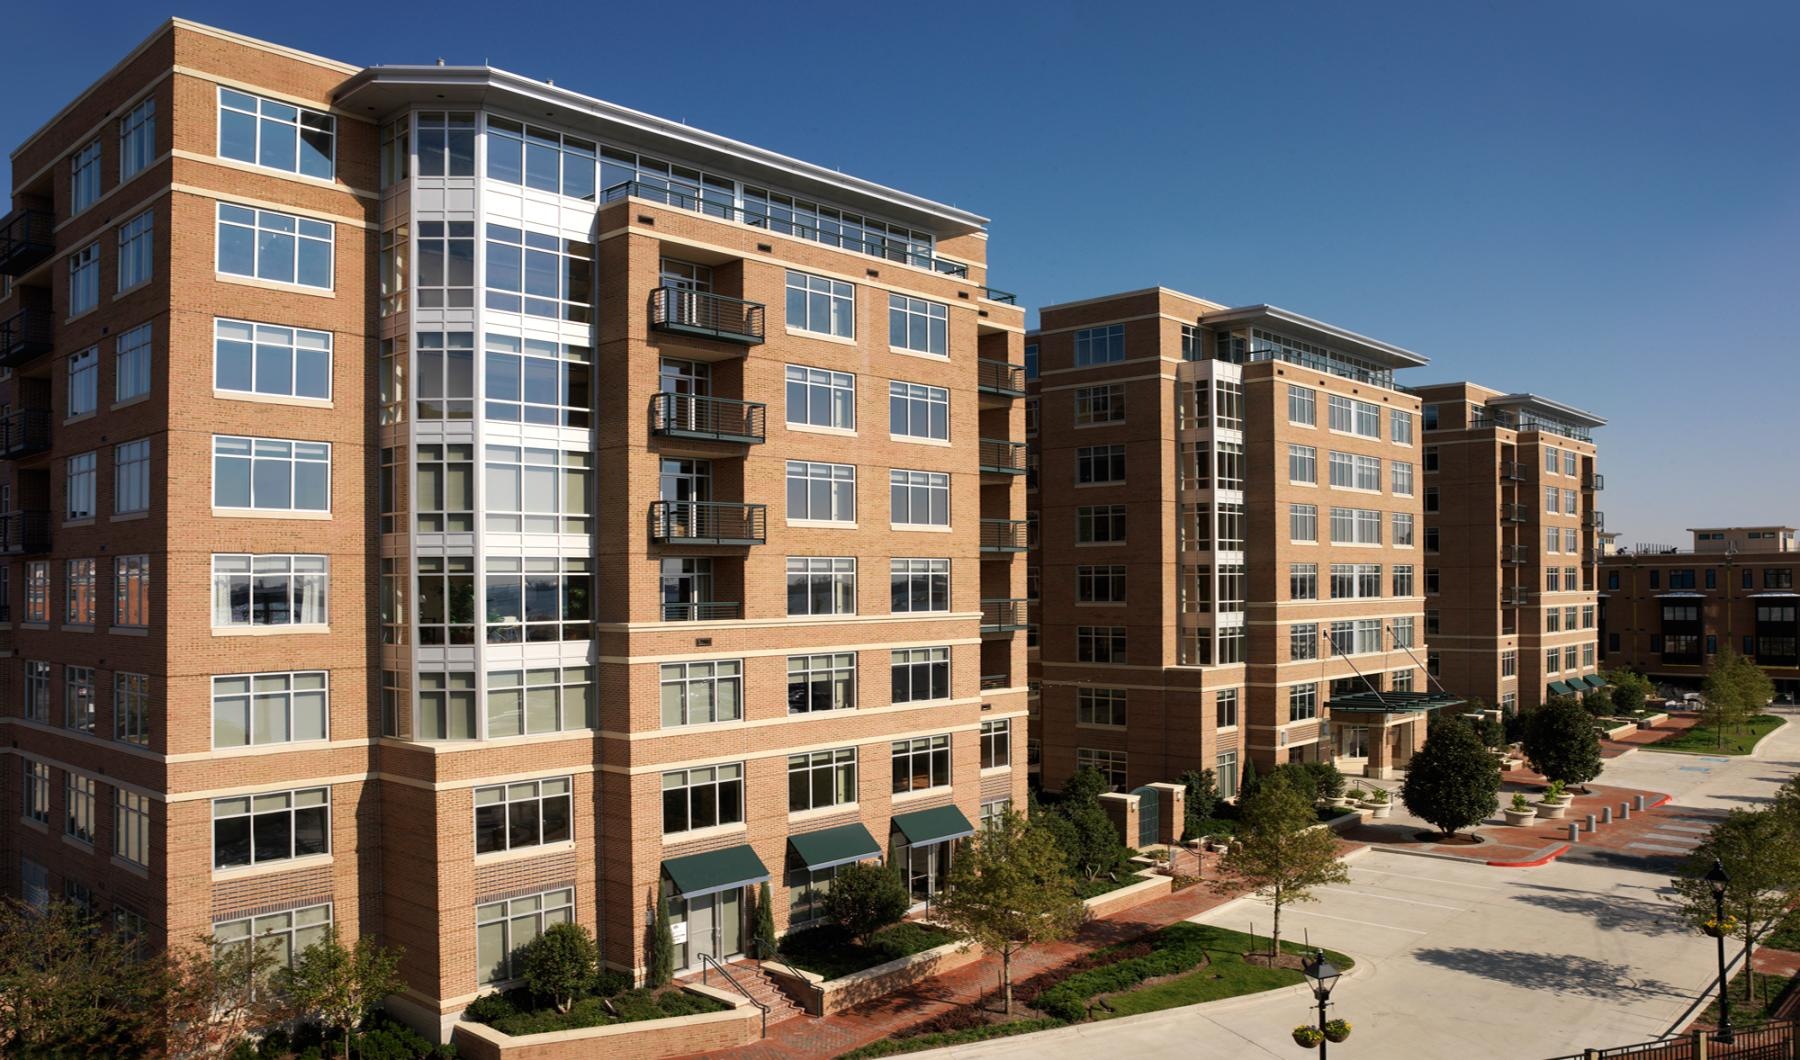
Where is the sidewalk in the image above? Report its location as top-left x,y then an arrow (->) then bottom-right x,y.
1600,713 -> 1701,757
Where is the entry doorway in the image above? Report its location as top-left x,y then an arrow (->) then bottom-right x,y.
673,887 -> 743,972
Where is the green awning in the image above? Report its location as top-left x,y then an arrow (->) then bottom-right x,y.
1584,675 -> 1608,689
1324,690 -> 1464,715
789,822 -> 881,871
1548,681 -> 1576,696
892,805 -> 975,846
662,844 -> 769,900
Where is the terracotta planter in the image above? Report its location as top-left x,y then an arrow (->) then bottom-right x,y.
1503,808 -> 1537,826
1536,802 -> 1567,819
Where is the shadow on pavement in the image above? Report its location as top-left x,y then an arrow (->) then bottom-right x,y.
1508,884 -> 1689,937
1412,947 -> 1689,1001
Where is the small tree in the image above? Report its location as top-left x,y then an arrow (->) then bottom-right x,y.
821,861 -> 910,944
1215,774 -> 1350,960
1179,769 -> 1220,840
748,882 -> 778,959
1703,649 -> 1773,748
1060,766 -> 1110,806
1402,718 -> 1502,839
517,921 -> 596,1014
1580,688 -> 1613,719
276,927 -> 404,1060
647,892 -> 674,987
1671,808 -> 1800,1003
1237,755 -> 1259,799
934,811 -> 1086,1014
1522,696 -> 1603,790
157,935 -> 285,1059
0,899 -> 166,1054
1608,670 -> 1653,715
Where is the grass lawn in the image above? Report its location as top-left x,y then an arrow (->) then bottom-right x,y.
1096,925 -> 1355,1020
1644,714 -> 1783,755
1695,965 -> 1796,1028
779,922 -> 959,980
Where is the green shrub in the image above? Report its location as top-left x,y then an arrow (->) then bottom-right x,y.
461,990 -> 522,1026
517,921 -> 598,1013
1035,936 -> 1213,1021
590,969 -> 631,998
822,861 -> 912,943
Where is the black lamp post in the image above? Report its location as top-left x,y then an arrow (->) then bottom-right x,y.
1302,949 -> 1341,1057
1705,859 -> 1734,1044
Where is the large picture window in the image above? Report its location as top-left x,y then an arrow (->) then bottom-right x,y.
661,765 -> 744,834
484,446 -> 592,534
486,666 -> 594,736
891,558 -> 949,612
786,271 -> 854,338
891,647 -> 949,704
788,653 -> 856,714
474,777 -> 572,854
787,462 -> 856,523
889,382 -> 949,440
218,88 -> 335,178
484,556 -> 592,642
888,294 -> 948,355
214,320 -> 332,400
212,787 -> 329,869
787,557 -> 856,616
213,436 -> 330,513
483,334 -> 592,427
212,672 -> 328,747
484,224 -> 592,322
215,904 -> 332,976
890,470 -> 949,526
216,204 -> 333,289
212,554 -> 328,627
789,749 -> 857,812
891,735 -> 950,792
660,661 -> 743,727
786,366 -> 855,429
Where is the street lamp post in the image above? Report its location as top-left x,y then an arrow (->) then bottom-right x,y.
1302,949 -> 1341,1058
1705,859 -> 1734,1044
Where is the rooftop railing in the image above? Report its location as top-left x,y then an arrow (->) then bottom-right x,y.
1245,343 -> 1400,392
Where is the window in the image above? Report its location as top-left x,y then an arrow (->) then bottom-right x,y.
1329,507 -> 1383,545
1076,748 -> 1127,790
788,366 -> 856,429
103,441 -> 151,519
483,556 -> 592,642
891,559 -> 949,612
66,348 -> 99,419
1565,528 -> 1580,553
1329,619 -> 1383,656
788,557 -> 856,616
1565,489 -> 1579,515
980,800 -> 1013,832
790,749 -> 857,812
69,242 -> 99,315
1025,397 -> 1040,434
660,661 -> 742,727
890,470 -> 949,526
474,778 -> 572,854
26,564 -> 49,624
65,774 -> 97,844
1423,445 -> 1439,471
212,320 -> 335,403
1393,616 -> 1415,649
212,436 -> 330,512
65,666 -> 95,731
25,662 -> 50,722
1074,384 -> 1126,425
103,788 -> 150,869
1426,609 -> 1440,635
787,461 -> 856,523
1582,605 -> 1596,628
661,765 -> 744,834
416,221 -> 476,308
477,888 -> 574,985
488,117 -> 597,197
1073,324 -> 1125,365
1077,625 -> 1127,663
889,294 -> 948,354
1289,684 -> 1318,722
114,673 -> 150,746
891,647 -> 950,703
892,735 -> 951,792
1566,645 -> 1582,670
115,324 -> 152,402
22,761 -> 50,823
212,672 -> 328,747
484,224 -> 592,322
1024,343 -> 1038,378
215,903 -> 333,987
1391,564 -> 1414,597
216,204 -> 332,288
787,271 -> 854,337
1215,442 -> 1244,490
1289,444 -> 1317,484
884,381 -> 950,442
119,98 -> 155,179
1547,568 -> 1562,591
1545,447 -> 1559,473
71,139 -> 102,213
211,554 -> 329,627
1077,564 -> 1127,603
415,111 -> 476,176
1214,380 -> 1244,430
1291,563 -> 1319,600
1425,527 -> 1440,553
1583,644 -> 1596,667
1392,461 -> 1414,495
981,719 -> 1011,769
1291,623 -> 1319,661
416,671 -> 477,741
483,334 -> 592,426
1179,442 -> 1209,490
1328,395 -> 1380,437
1077,505 -> 1126,544
218,88 -> 334,178
1547,609 -> 1563,633
1076,444 -> 1126,485
1330,563 -> 1382,599
1564,450 -> 1578,477
112,554 -> 150,627
64,560 -> 96,627
1329,452 -> 1382,491
483,446 -> 591,534
1393,512 -> 1415,547
789,653 -> 856,714
1391,409 -> 1414,445
212,786 -> 329,869
1077,688 -> 1127,727
1546,648 -> 1561,673
1288,385 -> 1316,425
1766,569 -> 1795,590
1290,504 -> 1317,542
116,210 -> 154,292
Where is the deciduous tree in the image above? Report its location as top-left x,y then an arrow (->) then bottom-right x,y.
1672,808 -> 1800,1003
1703,649 -> 1774,749
1522,696 -> 1603,790
1215,774 -> 1350,960
821,861 -> 910,944
1402,718 -> 1502,839
516,921 -> 596,1014
277,926 -> 404,1059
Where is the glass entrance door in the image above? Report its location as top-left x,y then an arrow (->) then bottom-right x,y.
905,842 -> 951,901
678,888 -> 743,971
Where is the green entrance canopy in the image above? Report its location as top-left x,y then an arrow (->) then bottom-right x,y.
1584,675 -> 1608,689
789,822 -> 881,871
662,844 -> 768,900
1324,690 -> 1464,715
1548,681 -> 1576,696
891,804 -> 975,846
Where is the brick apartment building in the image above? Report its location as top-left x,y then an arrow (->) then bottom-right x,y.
1413,383 -> 1605,713
1599,526 -> 1800,698
0,19 -> 1027,1038
1026,289 -> 1450,796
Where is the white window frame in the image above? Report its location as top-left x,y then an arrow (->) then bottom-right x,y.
211,435 -> 331,513
115,324 -> 152,402
786,270 -> 855,338
213,319 -> 333,400
216,87 -> 336,179
215,203 -> 334,290
211,671 -> 329,749
888,293 -> 948,355
117,210 -> 153,292
785,365 -> 856,430
119,98 -> 155,180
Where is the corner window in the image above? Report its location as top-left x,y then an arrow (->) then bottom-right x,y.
218,88 -> 335,179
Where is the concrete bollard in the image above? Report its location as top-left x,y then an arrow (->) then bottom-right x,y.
1586,813 -> 1598,832
1569,822 -> 1580,843
1620,802 -> 1630,820
1634,794 -> 1646,812
1602,806 -> 1612,825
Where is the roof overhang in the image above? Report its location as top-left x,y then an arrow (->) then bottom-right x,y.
333,67 -> 988,237
1485,393 -> 1607,429
1326,690 -> 1463,715
1199,304 -> 1429,369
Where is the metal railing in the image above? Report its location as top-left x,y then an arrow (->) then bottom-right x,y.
980,519 -> 1029,552
1585,511 -> 1605,530
1500,460 -> 1527,481
978,438 -> 1026,474
697,953 -> 768,1038
980,673 -> 1012,691
650,500 -> 767,545
650,393 -> 766,443
650,286 -> 765,345
980,598 -> 1030,632
0,511 -> 51,555
980,286 -> 1017,305
1502,503 -> 1530,523
0,408 -> 51,459
1244,343 -> 1399,392
1544,1018 -> 1796,1059
1501,588 -> 1530,607
977,359 -> 1027,396
603,180 -> 971,278
1585,473 -> 1605,491
0,306 -> 54,368
0,208 -> 53,276
1502,545 -> 1530,566
662,601 -> 743,622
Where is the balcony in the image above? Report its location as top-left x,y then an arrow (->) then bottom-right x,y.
1501,545 -> 1529,566
980,519 -> 1028,554
977,359 -> 1027,399
0,511 -> 51,555
0,408 -> 51,459
979,438 -> 1026,475
980,673 -> 1013,691
1500,587 -> 1529,607
1585,473 -> 1605,491
0,208 -> 53,276
662,600 -> 743,622
981,598 -> 1030,633
650,393 -> 766,445
650,500 -> 766,546
1584,511 -> 1605,530
1501,503 -> 1529,523
1500,461 -> 1527,481
649,287 -> 765,347
980,287 -> 1018,305
0,306 -> 53,369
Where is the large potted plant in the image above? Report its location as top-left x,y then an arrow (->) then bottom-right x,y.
1362,787 -> 1392,819
1536,780 -> 1570,819
1503,793 -> 1538,826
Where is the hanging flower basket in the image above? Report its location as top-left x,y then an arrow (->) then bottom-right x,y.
1702,916 -> 1738,939
1293,1025 -> 1325,1048
1324,1019 -> 1352,1043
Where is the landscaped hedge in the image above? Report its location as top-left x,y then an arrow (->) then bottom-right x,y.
460,985 -> 727,1036
837,1017 -> 1067,1058
1035,928 -> 1214,1022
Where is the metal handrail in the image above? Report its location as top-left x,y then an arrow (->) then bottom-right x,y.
978,438 -> 1026,472
980,673 -> 1012,690
762,954 -> 822,1014
651,500 -> 767,544
662,600 -> 742,622
0,510 -> 52,555
698,953 -> 767,1038
980,286 -> 1017,305
650,392 -> 766,442
0,306 -> 54,367
1243,343 -> 1400,392
650,287 -> 766,344
979,519 -> 1029,551
980,598 -> 1030,629
977,359 -> 1026,395
0,407 -> 52,458
0,208 -> 54,276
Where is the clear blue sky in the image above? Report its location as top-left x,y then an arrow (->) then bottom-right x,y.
7,1 -> 1796,546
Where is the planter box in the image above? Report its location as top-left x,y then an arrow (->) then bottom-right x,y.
1601,721 -> 1639,741
765,937 -> 985,1018
452,985 -> 760,1060
1503,808 -> 1538,826
1084,870 -> 1173,920
1638,713 -> 1669,729
1536,802 -> 1568,819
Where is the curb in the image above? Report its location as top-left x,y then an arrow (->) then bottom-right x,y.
1487,843 -> 1570,868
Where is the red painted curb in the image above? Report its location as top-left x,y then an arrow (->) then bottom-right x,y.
1648,794 -> 1672,809
1488,843 -> 1570,868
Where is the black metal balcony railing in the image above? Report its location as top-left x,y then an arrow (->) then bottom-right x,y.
1500,588 -> 1529,607
980,286 -> 1018,305
650,287 -> 765,346
978,438 -> 1026,474
980,673 -> 1012,691
662,600 -> 743,622
1499,460 -> 1526,481
977,359 -> 1027,397
0,408 -> 51,459
981,599 -> 1030,632
1501,503 -> 1529,523
0,208 -> 54,277
980,519 -> 1029,553
1585,473 -> 1605,491
602,181 -> 971,278
1502,545 -> 1529,566
1584,510 -> 1605,530
650,500 -> 766,546
0,511 -> 52,555
650,393 -> 766,445
0,306 -> 54,369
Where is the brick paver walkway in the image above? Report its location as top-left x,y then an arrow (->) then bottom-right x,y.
1601,713 -> 1701,756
